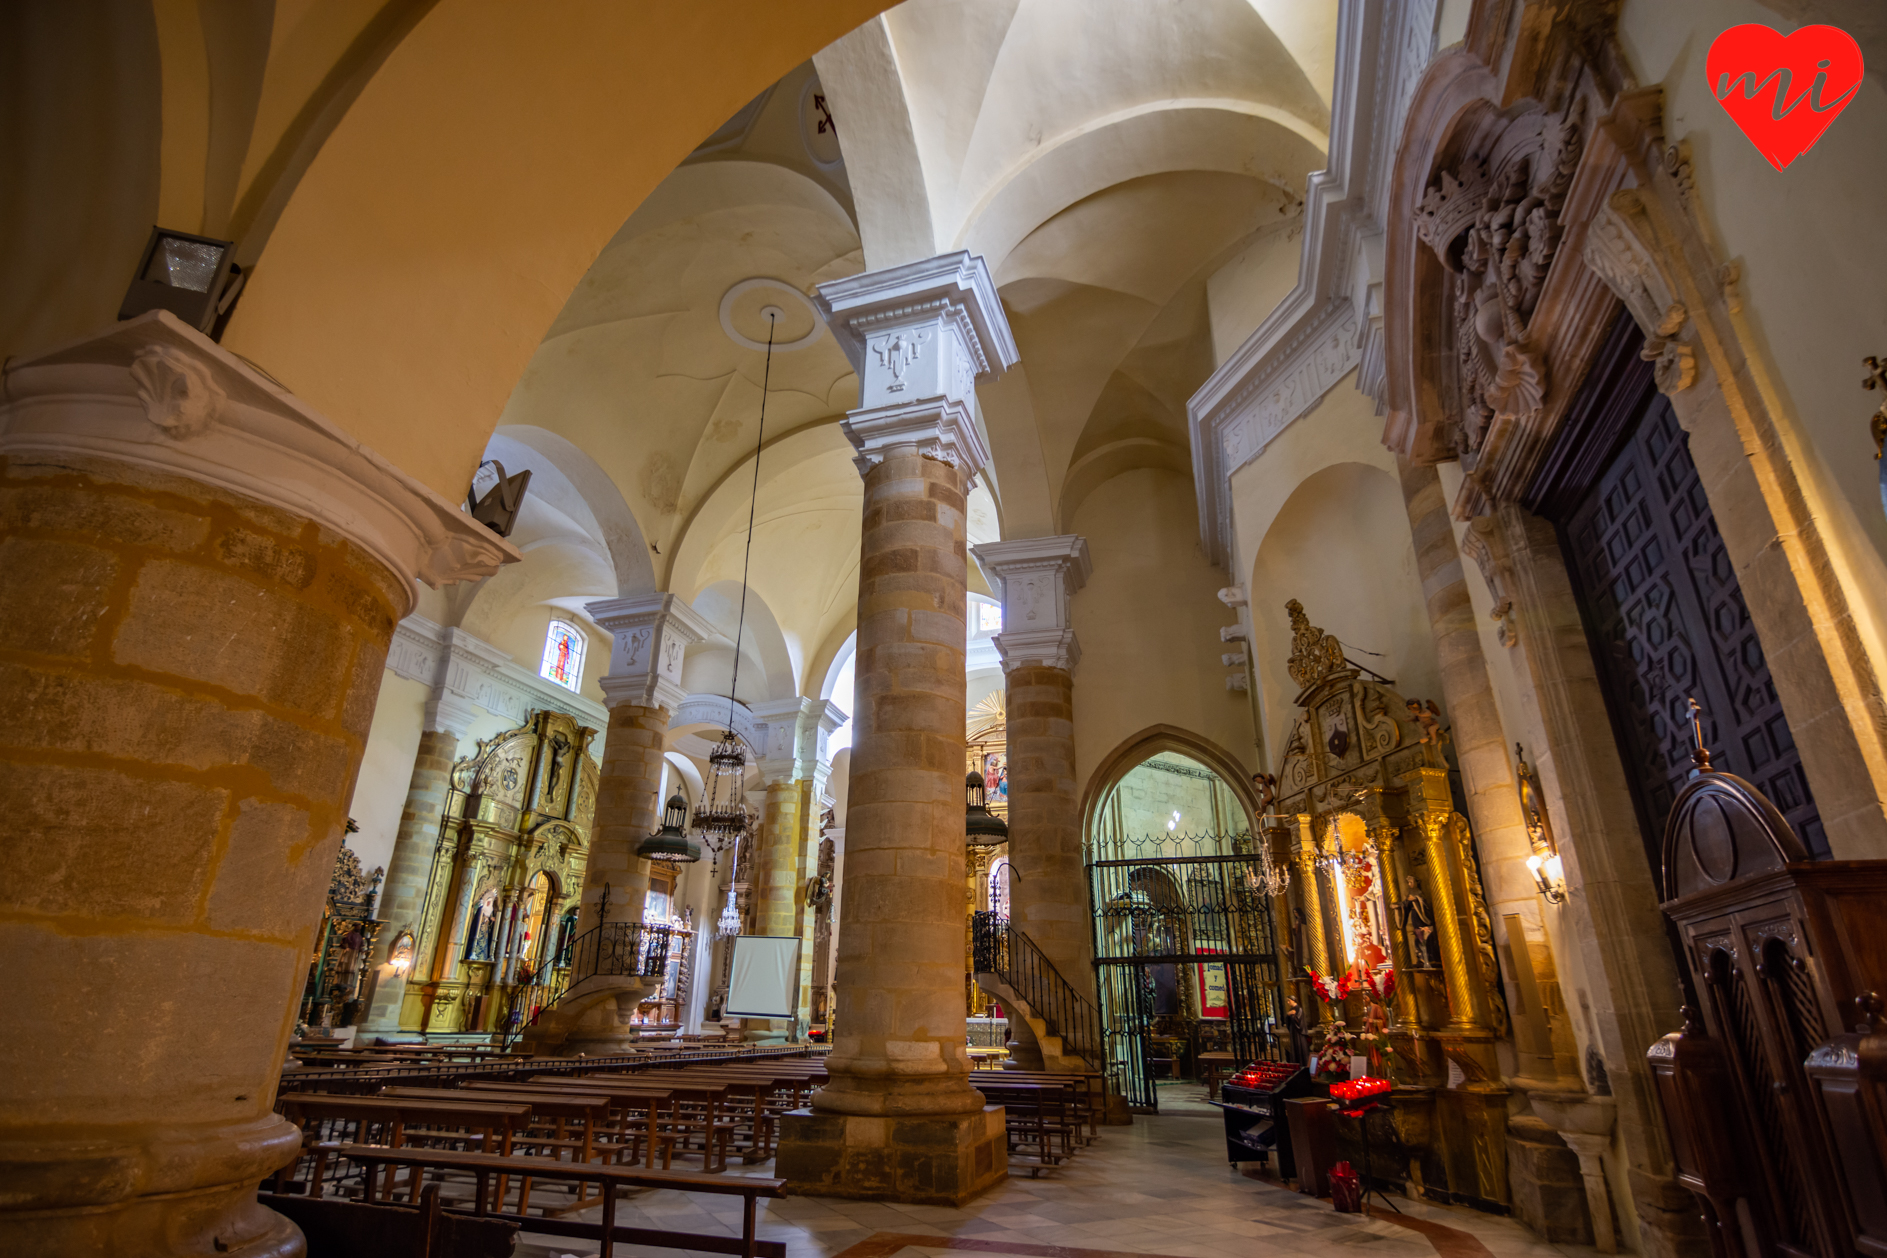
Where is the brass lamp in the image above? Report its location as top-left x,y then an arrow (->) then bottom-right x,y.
965,769 -> 1009,849
638,791 -> 701,865
1515,745 -> 1566,903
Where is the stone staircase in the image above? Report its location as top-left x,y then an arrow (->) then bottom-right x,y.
969,911 -> 1103,1074
972,967 -> 1094,1073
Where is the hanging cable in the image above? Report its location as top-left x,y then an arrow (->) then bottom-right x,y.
726,309 -> 776,727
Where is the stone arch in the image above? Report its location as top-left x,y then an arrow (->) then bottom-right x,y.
1078,724 -> 1264,851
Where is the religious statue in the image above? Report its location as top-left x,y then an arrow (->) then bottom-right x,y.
1399,875 -> 1440,968
1408,699 -> 1447,747
1284,995 -> 1309,1066
1252,772 -> 1277,814
545,732 -> 572,805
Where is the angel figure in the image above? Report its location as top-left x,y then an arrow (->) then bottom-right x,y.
1252,772 -> 1278,814
1408,699 -> 1448,747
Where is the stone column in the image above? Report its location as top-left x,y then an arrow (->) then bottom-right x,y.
358,720 -> 468,1037
526,594 -> 710,1053
972,536 -> 1094,1014
1292,815 -> 1334,1021
750,698 -> 848,1041
775,252 -> 1017,1204
0,313 -> 512,1256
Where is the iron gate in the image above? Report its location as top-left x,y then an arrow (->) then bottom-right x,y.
1088,834 -> 1286,1110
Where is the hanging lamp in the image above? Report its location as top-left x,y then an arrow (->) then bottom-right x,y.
636,790 -> 700,865
690,308 -> 781,871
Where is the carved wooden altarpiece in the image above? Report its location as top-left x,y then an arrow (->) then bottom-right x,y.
1269,599 -> 1514,1209
402,709 -> 599,1035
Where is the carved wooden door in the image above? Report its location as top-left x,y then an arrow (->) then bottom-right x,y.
1564,394 -> 1827,867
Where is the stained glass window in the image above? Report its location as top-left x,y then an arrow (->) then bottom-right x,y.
540,620 -> 585,691
978,602 -> 1003,633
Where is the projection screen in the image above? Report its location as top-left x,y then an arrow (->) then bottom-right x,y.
725,935 -> 802,1019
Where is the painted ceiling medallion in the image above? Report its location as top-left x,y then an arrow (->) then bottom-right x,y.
719,278 -> 824,353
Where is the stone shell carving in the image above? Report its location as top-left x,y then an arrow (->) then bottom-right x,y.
130,344 -> 224,438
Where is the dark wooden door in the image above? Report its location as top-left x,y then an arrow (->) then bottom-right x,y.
1562,394 -> 1827,865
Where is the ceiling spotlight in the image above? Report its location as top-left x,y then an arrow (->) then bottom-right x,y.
119,227 -> 246,339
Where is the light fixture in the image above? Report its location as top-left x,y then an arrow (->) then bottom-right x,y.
715,885 -> 744,939
387,931 -> 415,975
690,308 -> 781,869
1515,744 -> 1567,903
119,227 -> 246,338
965,770 -> 1009,850
637,791 -> 701,866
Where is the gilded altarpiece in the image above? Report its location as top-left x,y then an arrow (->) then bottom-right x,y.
402,710 -> 599,1035
1270,601 -> 1513,1210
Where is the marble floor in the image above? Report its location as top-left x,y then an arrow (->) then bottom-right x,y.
516,1111 -> 1610,1258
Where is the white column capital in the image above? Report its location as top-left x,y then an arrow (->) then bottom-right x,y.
816,252 -> 1018,481
0,311 -> 518,617
587,593 -> 715,713
971,535 -> 1092,673
753,696 -> 848,784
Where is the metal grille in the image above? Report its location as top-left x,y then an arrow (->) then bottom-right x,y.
1087,834 -> 1285,1111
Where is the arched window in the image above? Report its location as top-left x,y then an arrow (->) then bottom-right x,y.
540,619 -> 586,691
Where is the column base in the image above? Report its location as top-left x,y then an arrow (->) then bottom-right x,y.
775,1106 -> 1008,1205
0,1116 -> 306,1258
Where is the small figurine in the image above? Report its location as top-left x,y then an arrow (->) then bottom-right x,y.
1408,699 -> 1448,746
1399,875 -> 1440,968
1252,772 -> 1277,814
1284,995 -> 1309,1065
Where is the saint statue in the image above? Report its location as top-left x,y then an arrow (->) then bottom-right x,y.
1399,875 -> 1440,968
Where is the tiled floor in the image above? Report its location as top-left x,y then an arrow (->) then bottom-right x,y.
517,1113 -> 1607,1258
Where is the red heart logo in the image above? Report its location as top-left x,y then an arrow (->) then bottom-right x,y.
1707,24 -> 1864,171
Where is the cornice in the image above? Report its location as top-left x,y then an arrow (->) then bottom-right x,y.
388,615 -> 607,732
0,311 -> 518,615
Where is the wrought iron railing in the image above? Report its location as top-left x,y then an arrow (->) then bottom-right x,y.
971,911 -> 1104,1070
499,922 -> 672,1051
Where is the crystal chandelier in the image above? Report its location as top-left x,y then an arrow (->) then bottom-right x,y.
715,885 -> 744,939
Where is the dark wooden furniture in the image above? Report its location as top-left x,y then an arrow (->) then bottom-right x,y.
330,1143 -> 786,1258
1649,748 -> 1887,1258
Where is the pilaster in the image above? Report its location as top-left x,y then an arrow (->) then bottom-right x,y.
587,594 -> 715,714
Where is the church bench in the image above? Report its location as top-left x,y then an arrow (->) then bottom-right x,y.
329,1142 -> 788,1258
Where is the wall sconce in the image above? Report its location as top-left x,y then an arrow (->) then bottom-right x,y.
1515,744 -> 1566,904
119,227 -> 246,338
387,931 -> 415,975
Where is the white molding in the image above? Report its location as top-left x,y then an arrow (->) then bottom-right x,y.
973,535 -> 1092,674
670,691 -> 762,755
587,594 -> 715,713
0,312 -> 517,615
817,252 -> 1018,481
388,615 -> 607,733
1184,0 -> 1438,566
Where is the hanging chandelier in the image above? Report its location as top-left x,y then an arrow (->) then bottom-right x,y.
715,884 -> 744,939
692,732 -> 753,867
688,307 -> 780,871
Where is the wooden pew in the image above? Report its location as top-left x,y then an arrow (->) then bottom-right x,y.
331,1142 -> 787,1258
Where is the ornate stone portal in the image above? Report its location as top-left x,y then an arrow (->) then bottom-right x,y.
400,709 -> 599,1036
1269,600 -> 1513,1209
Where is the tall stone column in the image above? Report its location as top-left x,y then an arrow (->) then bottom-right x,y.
775,253 -> 1017,1204
749,698 -> 846,1041
526,594 -> 709,1053
0,313 -> 512,1256
358,720 -> 468,1037
972,536 -> 1094,1010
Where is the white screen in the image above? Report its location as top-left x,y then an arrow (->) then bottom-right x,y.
725,935 -> 801,1019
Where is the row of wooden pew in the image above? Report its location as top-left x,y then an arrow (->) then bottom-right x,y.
268,1055 -> 830,1257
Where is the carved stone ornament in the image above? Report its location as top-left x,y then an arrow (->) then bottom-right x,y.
1641,303 -> 1696,394
1418,98 -> 1588,458
1460,520 -> 1518,647
130,343 -> 224,438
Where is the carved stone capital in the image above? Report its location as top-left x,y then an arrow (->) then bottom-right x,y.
817,253 -> 1017,481
587,594 -> 715,713
972,535 -> 1092,673
0,311 -> 518,615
